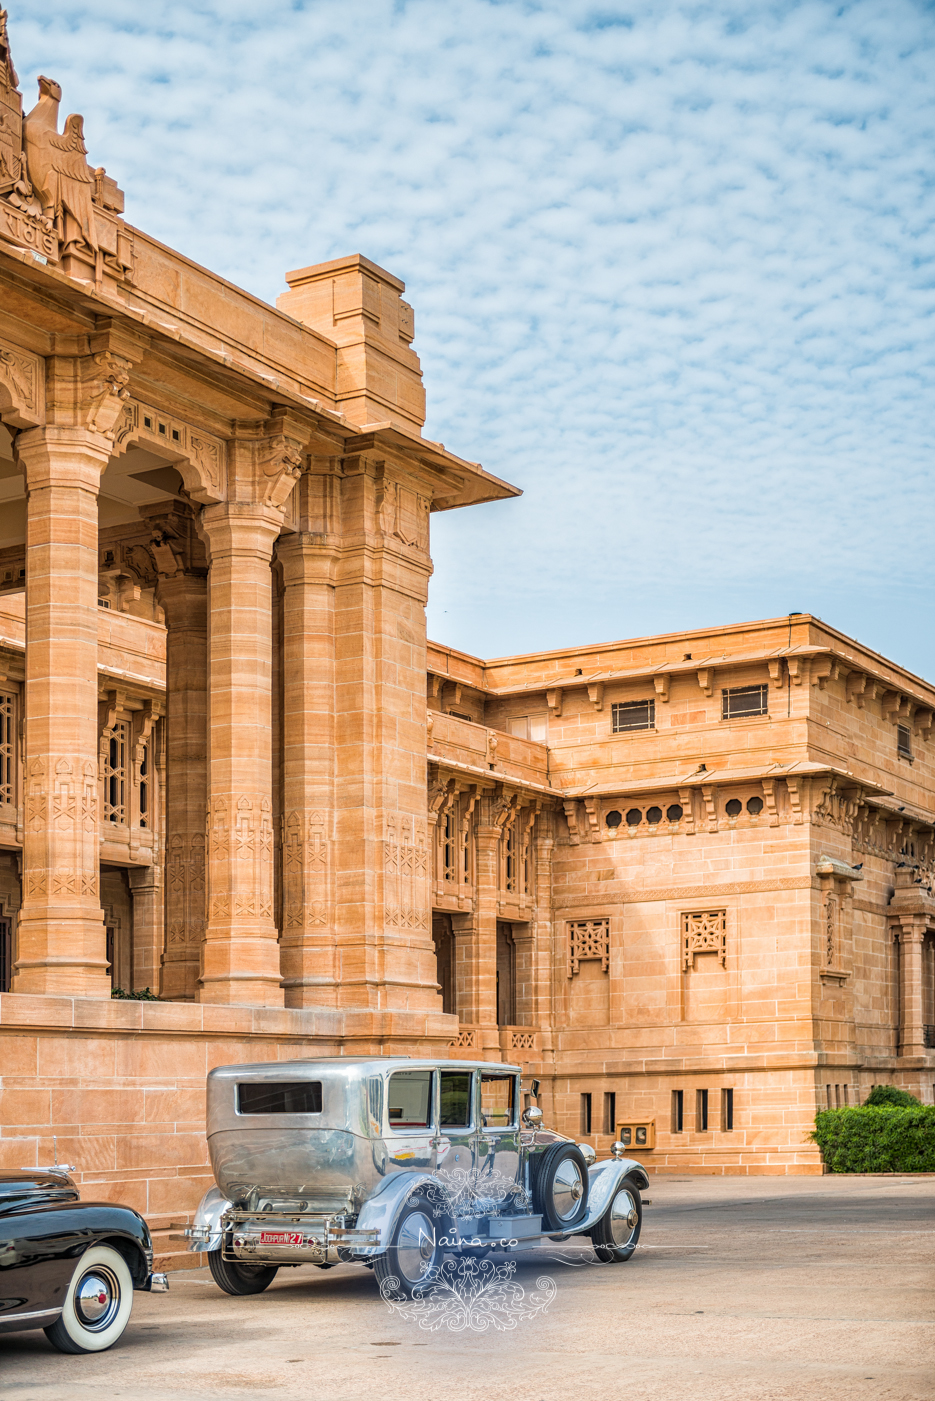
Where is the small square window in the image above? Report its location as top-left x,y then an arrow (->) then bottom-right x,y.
721,685 -> 768,720
897,724 -> 912,760
612,698 -> 655,733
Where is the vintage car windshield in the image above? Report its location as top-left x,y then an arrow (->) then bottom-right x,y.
439,1070 -> 473,1128
387,1069 -> 433,1129
480,1072 -> 516,1128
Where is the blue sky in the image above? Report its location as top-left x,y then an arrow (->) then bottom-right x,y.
11,2 -> 935,675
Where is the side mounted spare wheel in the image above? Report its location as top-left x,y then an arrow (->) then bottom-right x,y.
207,1249 -> 279,1296
590,1173 -> 642,1262
44,1244 -> 135,1354
531,1142 -> 589,1232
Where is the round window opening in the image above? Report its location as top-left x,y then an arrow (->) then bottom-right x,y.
605,810 -> 622,828
666,804 -> 683,822
746,796 -> 764,815
646,806 -> 662,824
625,808 -> 642,827
725,798 -> 742,817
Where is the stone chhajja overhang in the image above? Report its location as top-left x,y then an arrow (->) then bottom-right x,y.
425,643 -> 935,726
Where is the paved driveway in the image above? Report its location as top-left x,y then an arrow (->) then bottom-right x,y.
3,1174 -> 933,1401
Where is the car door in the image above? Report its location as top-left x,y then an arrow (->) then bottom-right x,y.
476,1071 -> 522,1214
433,1068 -> 477,1220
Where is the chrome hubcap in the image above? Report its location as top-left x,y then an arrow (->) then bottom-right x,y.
395,1211 -> 437,1284
74,1266 -> 120,1330
609,1189 -> 639,1247
552,1160 -> 586,1220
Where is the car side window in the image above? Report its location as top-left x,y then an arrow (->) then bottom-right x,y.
480,1073 -> 516,1128
387,1070 -> 434,1130
439,1071 -> 473,1128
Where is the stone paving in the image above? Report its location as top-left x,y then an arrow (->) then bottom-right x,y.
2,1174 -> 933,1400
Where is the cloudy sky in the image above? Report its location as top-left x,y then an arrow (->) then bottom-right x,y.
12,2 -> 935,675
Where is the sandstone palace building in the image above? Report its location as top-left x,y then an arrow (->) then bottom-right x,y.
0,20 -> 933,1260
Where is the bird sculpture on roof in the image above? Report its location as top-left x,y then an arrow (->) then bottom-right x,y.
23,74 -> 96,252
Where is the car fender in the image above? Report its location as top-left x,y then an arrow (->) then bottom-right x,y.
186,1185 -> 231,1253
564,1157 -> 648,1238
354,1171 -> 444,1255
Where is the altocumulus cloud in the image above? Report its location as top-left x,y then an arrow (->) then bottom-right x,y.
10,0 -> 935,672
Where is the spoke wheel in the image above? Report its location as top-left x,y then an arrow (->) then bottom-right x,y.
374,1198 -> 442,1297
590,1175 -> 643,1262
531,1143 -> 590,1231
44,1245 -> 135,1354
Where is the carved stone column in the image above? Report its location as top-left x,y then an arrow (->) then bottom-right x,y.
14,425 -> 112,995
199,502 -> 284,1005
277,524 -> 338,1007
897,918 -> 927,1057
128,863 -> 163,992
465,802 -> 500,1041
147,511 -> 208,1002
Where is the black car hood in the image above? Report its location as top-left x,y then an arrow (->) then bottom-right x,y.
0,1171 -> 79,1214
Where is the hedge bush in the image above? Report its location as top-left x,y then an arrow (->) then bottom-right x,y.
863,1085 -> 920,1109
811,1105 -> 935,1173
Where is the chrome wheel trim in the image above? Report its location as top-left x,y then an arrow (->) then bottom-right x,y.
395,1210 -> 437,1285
552,1159 -> 586,1221
609,1188 -> 639,1246
74,1266 -> 121,1332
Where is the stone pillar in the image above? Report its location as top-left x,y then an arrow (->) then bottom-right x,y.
199,503 -> 283,1006
277,527 -> 338,1007
13,426 -> 110,996
129,863 -> 163,993
897,918 -> 927,1057
155,568 -> 208,1001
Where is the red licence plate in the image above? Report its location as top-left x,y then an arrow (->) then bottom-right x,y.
258,1231 -> 303,1246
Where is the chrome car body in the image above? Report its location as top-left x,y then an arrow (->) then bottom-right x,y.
188,1057 -> 648,1277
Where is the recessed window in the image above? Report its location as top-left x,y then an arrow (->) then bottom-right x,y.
671,1089 -> 684,1133
625,808 -> 642,827
603,1091 -> 616,1136
696,1088 -> 709,1132
449,711 -> 472,722
605,809 -> 622,829
666,804 -> 683,822
721,1088 -> 734,1131
721,685 -> 768,720
646,806 -> 662,824
746,796 -> 764,815
612,699 -> 655,733
725,798 -> 742,817
580,1092 -> 592,1135
898,724 -> 913,760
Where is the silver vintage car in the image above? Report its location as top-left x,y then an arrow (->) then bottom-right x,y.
186,1057 -> 648,1296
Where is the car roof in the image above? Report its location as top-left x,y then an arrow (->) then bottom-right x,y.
208,1056 -> 522,1078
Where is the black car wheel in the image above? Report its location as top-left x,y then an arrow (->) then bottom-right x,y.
532,1143 -> 590,1232
208,1249 -> 279,1295
590,1175 -> 642,1262
373,1197 -> 442,1297
44,1245 -> 135,1354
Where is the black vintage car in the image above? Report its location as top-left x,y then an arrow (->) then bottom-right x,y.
0,1169 -> 168,1352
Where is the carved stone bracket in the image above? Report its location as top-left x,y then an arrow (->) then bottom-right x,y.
113,398 -> 226,502
0,335 -> 42,427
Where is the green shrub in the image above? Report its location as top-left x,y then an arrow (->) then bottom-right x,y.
863,1084 -> 920,1108
111,986 -> 161,1001
811,1105 -> 935,1173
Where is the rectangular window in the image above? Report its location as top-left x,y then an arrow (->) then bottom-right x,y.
671,1089 -> 683,1133
480,1073 -> 516,1128
443,810 -> 456,882
388,1070 -> 434,1129
439,1070 -> 473,1128
504,824 -> 517,893
826,1084 -> 832,1109
721,1087 -> 734,1131
603,1091 -> 616,1136
509,716 -> 529,738
721,685 -> 768,720
696,1089 -> 709,1132
612,698 -> 655,733
237,1081 -> 323,1115
139,741 -> 150,829
580,1092 -> 592,1135
898,723 -> 913,759
0,690 -> 14,806
529,715 -> 548,743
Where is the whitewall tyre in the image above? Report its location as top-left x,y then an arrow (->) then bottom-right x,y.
43,1244 -> 135,1353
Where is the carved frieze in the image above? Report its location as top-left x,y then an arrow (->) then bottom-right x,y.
384,813 -> 429,929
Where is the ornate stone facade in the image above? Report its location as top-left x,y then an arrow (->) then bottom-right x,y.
0,19 -> 932,1268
